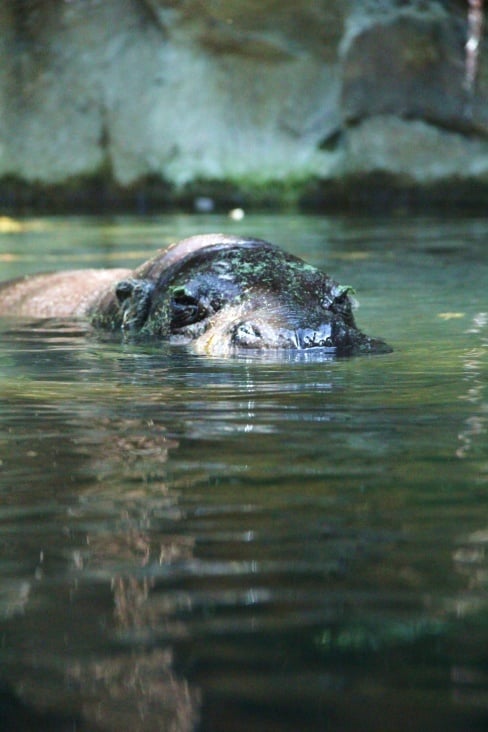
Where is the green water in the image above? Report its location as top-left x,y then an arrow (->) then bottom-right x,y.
0,214 -> 486,731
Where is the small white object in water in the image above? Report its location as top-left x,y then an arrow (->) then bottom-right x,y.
437,312 -> 465,320
229,208 -> 245,221
0,216 -> 23,233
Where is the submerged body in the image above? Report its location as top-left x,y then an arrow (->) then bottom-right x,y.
0,234 -> 391,356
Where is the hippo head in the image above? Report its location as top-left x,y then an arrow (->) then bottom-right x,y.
101,234 -> 390,357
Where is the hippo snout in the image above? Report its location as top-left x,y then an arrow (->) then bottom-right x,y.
229,317 -> 390,356
231,321 -> 335,351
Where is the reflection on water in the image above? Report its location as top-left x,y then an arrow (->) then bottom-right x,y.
0,214 -> 487,731
457,312 -> 487,460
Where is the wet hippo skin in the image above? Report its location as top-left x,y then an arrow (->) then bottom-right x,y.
0,233 -> 391,356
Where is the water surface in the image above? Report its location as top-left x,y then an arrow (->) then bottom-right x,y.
0,214 -> 487,731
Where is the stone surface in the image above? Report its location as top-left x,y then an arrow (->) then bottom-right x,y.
1,0 -> 488,209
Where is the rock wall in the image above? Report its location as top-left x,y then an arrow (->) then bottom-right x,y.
1,0 -> 487,210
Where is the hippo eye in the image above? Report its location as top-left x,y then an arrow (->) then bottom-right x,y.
212,260 -> 233,278
171,287 -> 208,328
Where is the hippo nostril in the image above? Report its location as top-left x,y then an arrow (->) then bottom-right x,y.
298,327 -> 333,349
232,322 -> 262,347
299,330 -> 314,348
239,323 -> 261,338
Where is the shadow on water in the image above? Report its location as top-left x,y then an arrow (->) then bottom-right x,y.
0,214 -> 487,731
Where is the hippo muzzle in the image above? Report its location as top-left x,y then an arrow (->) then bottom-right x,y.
190,302 -> 389,357
229,319 -> 382,353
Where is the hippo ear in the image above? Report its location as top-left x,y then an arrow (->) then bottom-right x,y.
115,278 -> 155,332
328,285 -> 357,328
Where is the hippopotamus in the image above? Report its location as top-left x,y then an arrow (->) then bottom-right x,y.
0,233 -> 391,356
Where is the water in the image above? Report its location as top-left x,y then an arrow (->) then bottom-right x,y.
0,214 -> 486,731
